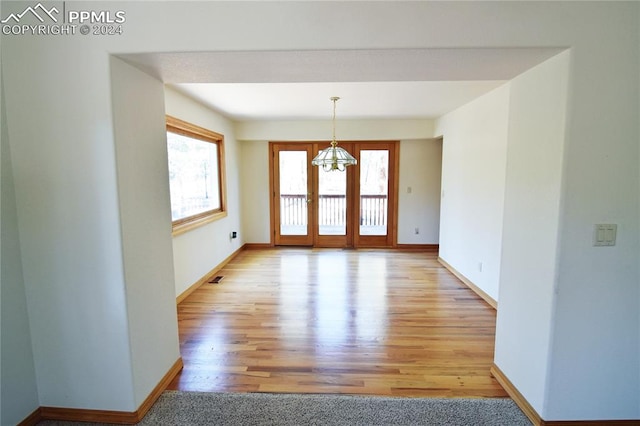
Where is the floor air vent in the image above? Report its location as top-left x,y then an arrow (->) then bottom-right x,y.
209,276 -> 224,284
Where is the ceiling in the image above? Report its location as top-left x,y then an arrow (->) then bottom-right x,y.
120,48 -> 564,121
166,81 -> 507,120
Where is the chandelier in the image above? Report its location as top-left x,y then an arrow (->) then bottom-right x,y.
311,97 -> 357,172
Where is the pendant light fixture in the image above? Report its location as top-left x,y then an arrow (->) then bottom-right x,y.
311,96 -> 357,172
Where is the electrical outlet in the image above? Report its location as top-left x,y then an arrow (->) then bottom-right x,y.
414,227 -> 419,235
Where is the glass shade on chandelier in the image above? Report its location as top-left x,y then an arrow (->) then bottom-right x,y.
312,97 -> 357,172
312,142 -> 358,172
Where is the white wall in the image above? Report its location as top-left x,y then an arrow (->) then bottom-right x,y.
398,139 -> 442,244
164,88 -> 243,297
494,51 -> 570,415
2,1 -> 638,420
110,58 -> 181,408
435,84 -> 511,302
236,119 -> 440,245
1,73 -> 40,426
239,140 -> 271,244
3,12 -> 136,409
237,120 -> 439,246
544,14 -> 640,418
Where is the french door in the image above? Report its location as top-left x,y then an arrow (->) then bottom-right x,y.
270,141 -> 398,248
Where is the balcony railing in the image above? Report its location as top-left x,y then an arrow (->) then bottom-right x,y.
280,194 -> 308,226
359,194 -> 388,227
279,194 -> 388,229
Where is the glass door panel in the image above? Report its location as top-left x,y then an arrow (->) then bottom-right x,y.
318,166 -> 347,236
279,151 -> 309,236
359,150 -> 389,236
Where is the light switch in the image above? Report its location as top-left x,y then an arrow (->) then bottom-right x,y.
594,224 -> 617,246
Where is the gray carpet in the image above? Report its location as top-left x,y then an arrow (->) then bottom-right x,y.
39,391 -> 531,425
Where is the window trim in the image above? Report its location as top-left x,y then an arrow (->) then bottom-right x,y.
166,115 -> 227,236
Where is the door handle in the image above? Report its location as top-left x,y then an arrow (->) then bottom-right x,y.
307,193 -> 312,203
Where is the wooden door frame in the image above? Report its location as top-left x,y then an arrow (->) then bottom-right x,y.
352,141 -> 399,248
269,140 -> 399,248
270,142 -> 314,246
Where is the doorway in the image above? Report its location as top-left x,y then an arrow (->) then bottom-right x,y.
270,141 -> 398,248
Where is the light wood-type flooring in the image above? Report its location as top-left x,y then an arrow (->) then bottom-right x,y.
168,248 -> 508,398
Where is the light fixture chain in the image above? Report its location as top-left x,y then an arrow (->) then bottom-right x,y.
311,95 -> 356,171
331,96 -> 338,148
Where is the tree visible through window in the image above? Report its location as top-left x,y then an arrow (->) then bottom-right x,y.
166,116 -> 226,234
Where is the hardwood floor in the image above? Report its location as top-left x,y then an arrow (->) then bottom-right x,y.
168,248 -> 508,398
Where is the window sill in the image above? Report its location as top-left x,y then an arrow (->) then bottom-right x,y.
172,211 -> 228,237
